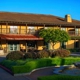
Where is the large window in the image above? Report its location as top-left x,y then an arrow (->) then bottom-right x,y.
61,28 -> 66,31
27,26 -> 35,34
10,26 -> 18,34
75,28 -> 79,35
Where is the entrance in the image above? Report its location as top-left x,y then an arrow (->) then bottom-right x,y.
8,41 -> 19,52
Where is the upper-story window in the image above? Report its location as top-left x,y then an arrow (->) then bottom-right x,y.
10,26 -> 18,34
75,28 -> 79,35
61,28 -> 66,31
44,27 -> 48,29
27,26 -> 35,34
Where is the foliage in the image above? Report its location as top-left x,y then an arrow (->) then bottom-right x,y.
24,49 -> 39,59
68,48 -> 80,52
51,49 -> 71,57
38,75 -> 80,80
38,50 -> 49,58
1,57 -> 80,74
24,52 -> 38,59
39,28 -> 70,48
11,59 -> 52,73
6,51 -> 24,60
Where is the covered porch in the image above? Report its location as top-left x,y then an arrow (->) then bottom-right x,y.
0,34 -> 43,55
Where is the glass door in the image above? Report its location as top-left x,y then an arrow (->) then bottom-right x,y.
9,44 -> 17,51
8,41 -> 19,52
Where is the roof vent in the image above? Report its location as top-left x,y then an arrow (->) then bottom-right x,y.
65,14 -> 72,22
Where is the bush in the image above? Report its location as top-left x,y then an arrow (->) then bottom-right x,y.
51,49 -> 70,57
24,51 -> 38,59
1,57 -> 80,74
12,58 -> 52,74
38,50 -> 49,58
69,48 -> 80,52
38,75 -> 80,80
6,51 -> 24,60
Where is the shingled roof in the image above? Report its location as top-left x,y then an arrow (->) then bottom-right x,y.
0,12 -> 80,26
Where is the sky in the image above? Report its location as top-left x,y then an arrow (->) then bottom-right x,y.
0,0 -> 80,20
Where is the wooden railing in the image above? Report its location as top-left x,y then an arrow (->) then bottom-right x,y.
68,31 -> 80,36
0,28 -> 80,37
0,28 -> 37,35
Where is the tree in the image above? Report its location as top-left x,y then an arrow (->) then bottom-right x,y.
39,28 -> 70,49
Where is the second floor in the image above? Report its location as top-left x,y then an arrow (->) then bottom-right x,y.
0,24 -> 80,37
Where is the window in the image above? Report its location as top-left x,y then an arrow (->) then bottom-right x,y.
10,26 -> 18,34
61,28 -> 66,31
75,28 -> 79,35
27,26 -> 35,34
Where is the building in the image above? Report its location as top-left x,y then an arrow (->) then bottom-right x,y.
0,12 -> 80,55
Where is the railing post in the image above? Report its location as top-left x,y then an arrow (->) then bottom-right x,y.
6,22 -> 8,34
26,23 -> 27,34
43,24 -> 45,29
75,26 -> 76,36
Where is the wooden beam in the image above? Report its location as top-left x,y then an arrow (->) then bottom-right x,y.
43,24 -> 45,29
26,24 -> 27,34
6,22 -> 8,34
1,25 -> 2,34
60,25 -> 61,30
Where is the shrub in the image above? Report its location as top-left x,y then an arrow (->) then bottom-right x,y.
38,50 -> 49,58
38,75 -> 80,80
51,49 -> 70,57
6,51 -> 24,60
24,51 -> 38,59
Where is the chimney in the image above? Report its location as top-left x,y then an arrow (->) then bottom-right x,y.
65,14 -> 72,22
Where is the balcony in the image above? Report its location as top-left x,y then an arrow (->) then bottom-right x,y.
0,28 -> 38,35
68,31 -> 80,39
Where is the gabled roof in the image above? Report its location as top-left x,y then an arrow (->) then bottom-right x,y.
0,12 -> 80,26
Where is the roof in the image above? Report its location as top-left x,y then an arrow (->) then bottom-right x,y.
0,34 -> 43,40
0,12 -> 80,26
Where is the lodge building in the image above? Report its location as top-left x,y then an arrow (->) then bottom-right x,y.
0,12 -> 80,55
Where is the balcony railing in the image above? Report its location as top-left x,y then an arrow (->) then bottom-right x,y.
0,28 -> 80,37
0,28 -> 38,35
68,31 -> 80,36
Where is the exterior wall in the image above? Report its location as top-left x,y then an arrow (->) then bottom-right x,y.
20,41 -> 26,49
66,40 -> 74,49
20,26 -> 26,34
37,26 -> 43,29
0,24 -> 80,53
1,40 -> 7,48
54,42 -> 61,49
37,41 -> 44,50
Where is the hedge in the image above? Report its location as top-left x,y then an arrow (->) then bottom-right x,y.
38,75 -> 80,80
12,59 -> 52,73
1,57 -> 80,74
